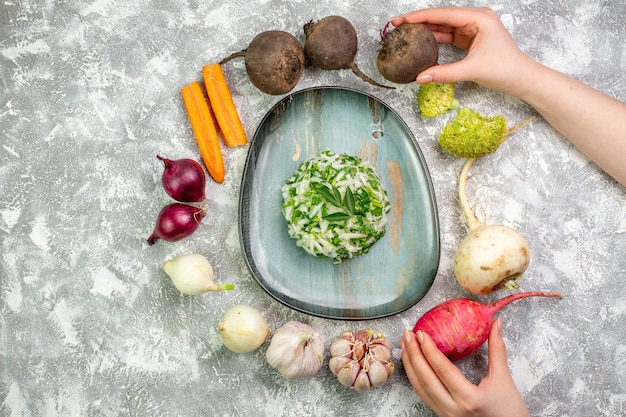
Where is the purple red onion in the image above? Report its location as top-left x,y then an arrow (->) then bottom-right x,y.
147,203 -> 206,245
157,155 -> 206,203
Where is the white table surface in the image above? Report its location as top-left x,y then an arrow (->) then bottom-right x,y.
1,1 -> 625,416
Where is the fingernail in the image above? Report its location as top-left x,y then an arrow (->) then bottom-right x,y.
403,330 -> 412,344
416,74 -> 432,84
495,317 -> 502,331
416,330 -> 424,344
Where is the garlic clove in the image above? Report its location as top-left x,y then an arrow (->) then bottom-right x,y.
356,329 -> 372,344
329,337 -> 352,358
368,360 -> 389,387
337,360 -> 360,387
353,368 -> 372,392
384,362 -> 395,378
266,333 -> 303,379
338,330 -> 355,341
328,355 -> 351,376
298,344 -> 324,379
352,339 -> 366,361
368,344 -> 391,362
369,335 -> 392,351
163,253 -> 235,295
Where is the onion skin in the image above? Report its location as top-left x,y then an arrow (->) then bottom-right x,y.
147,203 -> 205,245
157,155 -> 206,203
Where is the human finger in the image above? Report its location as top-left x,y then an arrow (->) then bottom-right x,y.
415,60 -> 475,84
401,331 -> 439,409
402,330 -> 473,415
485,318 -> 512,379
428,30 -> 455,45
418,330 -> 478,401
390,6 -> 483,34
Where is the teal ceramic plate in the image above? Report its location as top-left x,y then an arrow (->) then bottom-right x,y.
239,87 -> 440,320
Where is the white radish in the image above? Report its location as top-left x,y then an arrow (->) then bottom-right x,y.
453,157 -> 530,294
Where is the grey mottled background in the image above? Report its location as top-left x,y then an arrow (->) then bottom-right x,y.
1,0 -> 625,416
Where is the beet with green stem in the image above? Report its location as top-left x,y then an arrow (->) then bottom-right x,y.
220,31 -> 305,95
304,15 -> 393,89
377,22 -> 439,84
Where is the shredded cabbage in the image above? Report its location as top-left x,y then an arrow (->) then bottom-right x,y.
281,150 -> 391,263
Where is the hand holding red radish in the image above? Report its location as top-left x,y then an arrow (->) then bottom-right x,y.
413,292 -> 562,361
401,320 -> 530,417
404,291 -> 561,416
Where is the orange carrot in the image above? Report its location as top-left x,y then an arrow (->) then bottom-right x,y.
181,81 -> 225,183
202,64 -> 247,147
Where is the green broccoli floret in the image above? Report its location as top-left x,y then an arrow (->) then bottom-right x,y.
438,107 -> 508,158
417,82 -> 460,118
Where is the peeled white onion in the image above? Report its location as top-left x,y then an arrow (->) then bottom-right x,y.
219,304 -> 270,353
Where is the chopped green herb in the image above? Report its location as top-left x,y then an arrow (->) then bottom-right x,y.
281,150 -> 391,263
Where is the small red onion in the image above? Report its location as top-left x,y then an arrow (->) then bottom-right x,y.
157,155 -> 206,202
147,203 -> 206,245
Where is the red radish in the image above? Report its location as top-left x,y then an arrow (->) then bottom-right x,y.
413,291 -> 562,361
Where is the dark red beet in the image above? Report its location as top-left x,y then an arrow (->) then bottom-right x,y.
377,23 -> 439,84
304,15 -> 393,89
220,31 -> 305,95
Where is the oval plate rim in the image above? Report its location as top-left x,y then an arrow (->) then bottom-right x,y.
238,85 -> 441,320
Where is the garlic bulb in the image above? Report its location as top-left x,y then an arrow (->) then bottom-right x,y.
265,321 -> 324,380
163,253 -> 234,295
329,329 -> 394,392
219,304 -> 270,353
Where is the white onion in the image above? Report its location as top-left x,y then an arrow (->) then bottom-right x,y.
219,305 -> 270,353
163,253 -> 234,295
